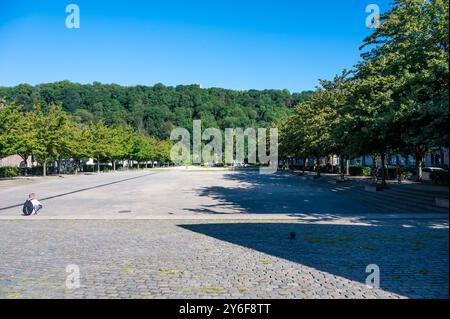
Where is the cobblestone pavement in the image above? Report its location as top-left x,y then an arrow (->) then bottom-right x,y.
0,219 -> 447,299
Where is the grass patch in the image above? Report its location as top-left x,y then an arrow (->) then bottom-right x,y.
202,285 -> 224,294
360,245 -> 379,252
5,293 -> 23,299
259,259 -> 270,266
417,268 -> 430,275
122,266 -> 135,275
159,268 -> 178,275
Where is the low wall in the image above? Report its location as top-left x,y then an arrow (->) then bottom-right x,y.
0,155 -> 32,168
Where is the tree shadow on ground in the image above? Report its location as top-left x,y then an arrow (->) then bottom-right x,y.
184,171 -> 380,216
179,221 -> 449,298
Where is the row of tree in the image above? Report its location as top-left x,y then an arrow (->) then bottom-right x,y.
0,103 -> 172,176
278,0 -> 449,183
0,82 -> 313,139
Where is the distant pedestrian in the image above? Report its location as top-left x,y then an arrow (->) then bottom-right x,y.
371,164 -> 378,184
19,161 -> 27,176
22,193 -> 43,216
396,164 -> 402,184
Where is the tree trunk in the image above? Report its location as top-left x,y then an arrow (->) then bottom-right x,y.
57,157 -> 61,175
302,157 -> 307,173
415,152 -> 423,182
113,160 -> 116,171
43,159 -> 48,177
316,155 -> 321,176
381,151 -> 387,186
329,154 -> 334,174
97,157 -> 100,173
340,155 -> 345,180
346,158 -> 350,176
23,156 -> 28,177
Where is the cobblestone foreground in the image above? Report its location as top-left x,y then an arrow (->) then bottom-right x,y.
0,219 -> 447,299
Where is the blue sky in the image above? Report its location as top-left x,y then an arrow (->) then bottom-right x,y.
0,0 -> 391,92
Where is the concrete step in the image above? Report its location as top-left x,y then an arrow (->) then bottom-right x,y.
387,186 -> 449,199
324,180 -> 448,214
356,185 -> 448,212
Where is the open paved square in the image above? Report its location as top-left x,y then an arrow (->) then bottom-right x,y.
0,170 -> 448,298
0,169 -> 389,219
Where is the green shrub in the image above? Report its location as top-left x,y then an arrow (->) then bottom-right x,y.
0,167 -> 20,178
362,166 -> 371,176
401,171 -> 413,180
30,166 -> 43,176
430,170 -> 449,186
347,166 -> 372,176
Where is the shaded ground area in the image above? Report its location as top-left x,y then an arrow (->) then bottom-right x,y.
186,171 -> 375,215
0,219 -> 447,299
181,220 -> 449,298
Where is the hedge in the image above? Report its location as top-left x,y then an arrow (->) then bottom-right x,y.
348,166 -> 371,176
0,167 -> 20,178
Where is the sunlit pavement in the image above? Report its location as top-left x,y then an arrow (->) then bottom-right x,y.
0,170 -> 448,298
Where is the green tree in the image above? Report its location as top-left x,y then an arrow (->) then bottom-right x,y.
87,121 -> 114,173
0,104 -> 23,157
33,104 -> 72,176
111,124 -> 135,169
130,133 -> 154,168
64,123 -> 92,174
0,104 -> 39,175
359,0 -> 449,181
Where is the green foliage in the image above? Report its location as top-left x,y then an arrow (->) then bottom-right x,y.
0,104 -> 22,157
0,104 -> 38,163
0,102 -> 172,174
33,104 -> 72,169
348,166 -> 372,176
0,167 -> 19,178
0,82 -> 312,139
278,0 -> 448,183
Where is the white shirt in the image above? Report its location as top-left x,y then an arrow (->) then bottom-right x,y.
30,199 -> 42,206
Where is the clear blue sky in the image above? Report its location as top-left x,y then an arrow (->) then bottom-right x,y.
0,0 -> 391,92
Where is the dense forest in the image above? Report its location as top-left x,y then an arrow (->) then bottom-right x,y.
0,82 -> 313,138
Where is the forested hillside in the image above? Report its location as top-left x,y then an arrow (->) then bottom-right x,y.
0,82 -> 313,139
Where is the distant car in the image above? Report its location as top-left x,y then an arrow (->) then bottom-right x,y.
422,167 -> 446,181
423,167 -> 445,172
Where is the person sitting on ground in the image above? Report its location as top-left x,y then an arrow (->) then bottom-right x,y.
22,193 -> 43,216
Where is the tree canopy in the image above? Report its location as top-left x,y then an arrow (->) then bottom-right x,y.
0,82 -> 312,139
279,0 -> 449,181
